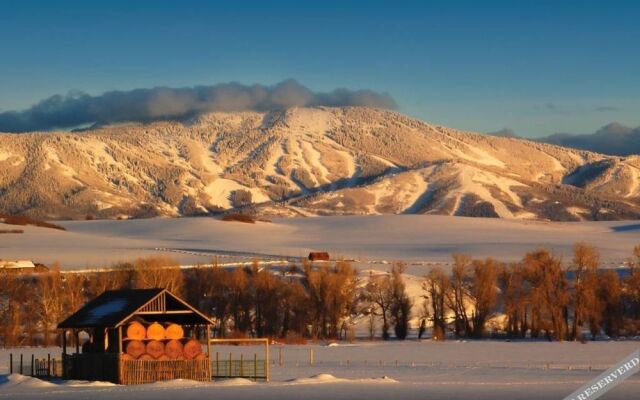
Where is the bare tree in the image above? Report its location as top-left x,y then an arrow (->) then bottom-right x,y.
500,263 -> 529,338
570,242 -> 600,340
469,258 -> 501,337
38,263 -> 65,346
363,272 -> 393,340
447,253 -> 472,337
424,267 -> 449,340
390,262 -> 412,340
132,256 -> 184,296
523,249 -> 569,340
598,270 -> 622,337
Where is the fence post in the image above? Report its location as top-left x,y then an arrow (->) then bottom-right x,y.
278,347 -> 283,366
240,354 -> 244,377
20,354 -> 23,375
228,353 -> 232,377
9,354 -> 12,374
216,352 -> 219,377
31,354 -> 34,376
254,353 -> 257,380
309,348 -> 314,366
47,354 -> 51,378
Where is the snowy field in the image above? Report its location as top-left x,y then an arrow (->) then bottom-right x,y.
1,215 -> 640,270
1,341 -> 639,399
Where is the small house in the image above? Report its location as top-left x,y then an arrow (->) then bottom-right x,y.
308,252 -> 330,261
57,288 -> 214,385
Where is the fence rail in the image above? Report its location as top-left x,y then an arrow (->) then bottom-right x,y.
120,358 -> 211,385
8,353 -> 63,378
211,357 -> 267,380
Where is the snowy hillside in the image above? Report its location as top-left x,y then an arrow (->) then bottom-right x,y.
1,107 -> 639,220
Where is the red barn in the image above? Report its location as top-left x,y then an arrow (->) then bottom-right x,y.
308,252 -> 330,261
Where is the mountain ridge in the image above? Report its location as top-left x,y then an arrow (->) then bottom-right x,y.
1,106 -> 639,221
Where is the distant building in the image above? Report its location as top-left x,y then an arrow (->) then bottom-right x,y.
308,252 -> 330,261
0,259 -> 48,273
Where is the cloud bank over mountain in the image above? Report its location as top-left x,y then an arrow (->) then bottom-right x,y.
539,123 -> 640,156
0,80 -> 396,133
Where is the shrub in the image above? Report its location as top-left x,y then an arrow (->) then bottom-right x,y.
0,214 -> 66,231
221,213 -> 256,224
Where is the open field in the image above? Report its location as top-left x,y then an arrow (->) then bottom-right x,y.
1,341 -> 639,399
1,215 -> 639,270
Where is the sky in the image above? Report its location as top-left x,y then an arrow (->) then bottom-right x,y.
0,0 -> 638,137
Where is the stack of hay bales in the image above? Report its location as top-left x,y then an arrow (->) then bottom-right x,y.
122,321 -> 205,360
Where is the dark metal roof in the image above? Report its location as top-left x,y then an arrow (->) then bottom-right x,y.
57,288 -> 213,328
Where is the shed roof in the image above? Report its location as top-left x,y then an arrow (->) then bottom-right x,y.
57,288 -> 214,329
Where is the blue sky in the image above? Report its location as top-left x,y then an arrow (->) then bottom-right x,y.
0,0 -> 638,137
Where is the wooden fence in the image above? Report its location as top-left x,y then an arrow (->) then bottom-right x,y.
120,358 -> 211,385
8,353 -> 63,378
211,352 -> 267,380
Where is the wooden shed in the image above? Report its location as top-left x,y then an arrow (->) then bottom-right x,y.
57,288 -> 214,385
308,251 -> 330,261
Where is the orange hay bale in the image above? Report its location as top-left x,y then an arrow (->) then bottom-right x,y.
157,354 -> 171,361
165,323 -> 184,340
146,322 -> 165,340
120,353 -> 134,361
126,322 -> 146,340
125,340 -> 145,358
145,340 -> 165,359
138,353 -> 154,360
194,353 -> 207,360
182,339 -> 202,360
165,339 -> 184,359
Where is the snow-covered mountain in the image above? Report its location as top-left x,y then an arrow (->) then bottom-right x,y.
1,107 -> 639,221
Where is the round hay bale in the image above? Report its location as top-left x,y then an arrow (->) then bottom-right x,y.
126,322 -> 146,340
165,339 -> 184,359
138,353 -> 154,361
194,353 -> 207,360
145,340 -> 165,359
157,354 -> 171,361
125,340 -> 145,358
120,353 -> 134,361
146,322 -> 165,340
165,323 -> 184,340
182,339 -> 202,359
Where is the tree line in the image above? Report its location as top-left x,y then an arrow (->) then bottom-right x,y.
2,242 -> 640,347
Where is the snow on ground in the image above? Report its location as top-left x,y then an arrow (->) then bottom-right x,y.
204,178 -> 270,209
1,215 -> 640,269
1,341 -> 639,399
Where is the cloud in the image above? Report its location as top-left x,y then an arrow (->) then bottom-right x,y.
593,106 -> 620,112
538,122 -> 640,156
0,80 -> 397,133
533,103 -> 621,115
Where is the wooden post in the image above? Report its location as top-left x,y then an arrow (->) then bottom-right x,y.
216,352 -> 219,377
31,354 -> 34,376
309,348 -> 314,366
75,330 -> 80,354
47,353 -> 51,378
61,329 -> 67,379
9,353 -> 12,374
254,353 -> 257,380
117,326 -> 123,384
228,352 -> 232,378
265,339 -> 270,382
20,354 -> 23,375
240,354 -> 244,377
278,347 -> 283,366
206,325 -> 212,380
